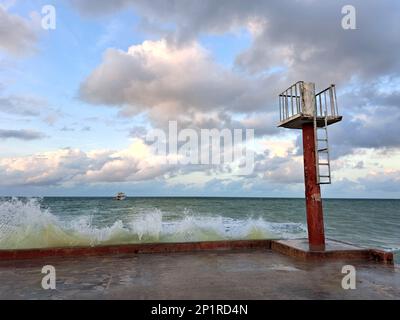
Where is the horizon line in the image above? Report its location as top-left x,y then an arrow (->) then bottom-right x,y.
1,195 -> 399,200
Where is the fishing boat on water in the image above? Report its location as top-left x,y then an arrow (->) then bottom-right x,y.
114,192 -> 126,200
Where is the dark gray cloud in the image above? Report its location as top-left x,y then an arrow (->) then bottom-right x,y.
69,0 -> 132,16
234,1 -> 400,84
71,0 -> 400,84
330,105 -> 400,156
354,161 -> 364,169
0,129 -> 45,140
60,126 -> 75,132
0,92 -> 63,126
324,172 -> 400,198
0,95 -> 44,116
294,95 -> 400,159
81,126 -> 91,132
129,126 -> 147,139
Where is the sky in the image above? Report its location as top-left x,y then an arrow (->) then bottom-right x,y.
0,0 -> 400,198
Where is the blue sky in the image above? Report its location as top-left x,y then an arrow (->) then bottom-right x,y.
1,0 -> 400,198
1,0 -> 253,155
1,0 -> 144,154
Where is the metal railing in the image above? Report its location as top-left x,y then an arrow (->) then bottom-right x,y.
278,81 -> 304,122
279,82 -> 339,122
315,84 -> 339,118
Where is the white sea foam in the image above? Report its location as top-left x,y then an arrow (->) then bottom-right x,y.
0,198 -> 307,249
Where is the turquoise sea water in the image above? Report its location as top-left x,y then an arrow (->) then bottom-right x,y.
0,197 -> 399,263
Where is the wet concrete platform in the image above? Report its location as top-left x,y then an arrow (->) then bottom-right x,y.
0,239 -> 393,263
0,247 -> 399,299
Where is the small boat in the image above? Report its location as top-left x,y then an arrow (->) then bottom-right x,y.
114,192 -> 126,200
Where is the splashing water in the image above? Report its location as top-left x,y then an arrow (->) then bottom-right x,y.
0,197 -> 306,249
1,197 -> 398,264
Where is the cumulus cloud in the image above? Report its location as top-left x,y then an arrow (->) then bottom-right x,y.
0,134 -> 398,196
76,1 -> 400,144
0,140 -> 175,187
0,6 -> 38,56
0,129 -> 45,140
0,148 -> 90,186
0,134 -> 302,187
79,39 -> 270,125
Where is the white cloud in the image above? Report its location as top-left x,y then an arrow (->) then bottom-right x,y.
0,140 -> 174,187
0,136 -> 399,196
79,39 -> 271,126
0,135 -> 301,187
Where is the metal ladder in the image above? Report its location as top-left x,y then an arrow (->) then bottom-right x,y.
314,112 -> 331,184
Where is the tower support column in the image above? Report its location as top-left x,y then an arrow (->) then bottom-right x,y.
302,123 -> 325,251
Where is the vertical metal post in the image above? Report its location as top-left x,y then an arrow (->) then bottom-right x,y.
301,83 -> 326,251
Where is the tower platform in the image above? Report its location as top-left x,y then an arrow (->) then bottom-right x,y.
278,114 -> 343,129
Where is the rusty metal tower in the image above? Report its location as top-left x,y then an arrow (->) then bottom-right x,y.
278,81 -> 342,251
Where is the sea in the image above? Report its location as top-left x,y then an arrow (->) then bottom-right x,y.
0,197 -> 399,264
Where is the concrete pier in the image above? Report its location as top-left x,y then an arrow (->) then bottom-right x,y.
0,239 -> 397,299
0,239 -> 393,262
0,248 -> 398,300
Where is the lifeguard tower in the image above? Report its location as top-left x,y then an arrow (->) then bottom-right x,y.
278,81 -> 342,251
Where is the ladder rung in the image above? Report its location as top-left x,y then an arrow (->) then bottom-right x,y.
315,111 -> 331,186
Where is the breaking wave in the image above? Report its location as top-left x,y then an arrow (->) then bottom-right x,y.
0,198 -> 306,250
